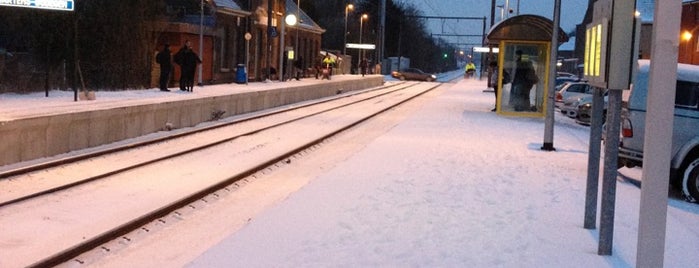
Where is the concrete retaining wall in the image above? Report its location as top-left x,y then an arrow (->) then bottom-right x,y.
0,77 -> 383,167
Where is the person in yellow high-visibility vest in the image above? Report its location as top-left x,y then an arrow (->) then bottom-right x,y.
465,61 -> 476,78
321,55 -> 335,80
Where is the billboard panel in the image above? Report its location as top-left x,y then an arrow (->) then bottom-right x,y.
0,0 -> 74,11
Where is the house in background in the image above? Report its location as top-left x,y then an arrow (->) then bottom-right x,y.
152,0 -> 324,87
680,0 -> 699,65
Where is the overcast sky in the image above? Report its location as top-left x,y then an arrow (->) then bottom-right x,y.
397,0 -> 589,48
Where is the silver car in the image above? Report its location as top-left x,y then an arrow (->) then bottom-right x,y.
560,95 -> 584,119
555,82 -> 593,109
618,60 -> 699,202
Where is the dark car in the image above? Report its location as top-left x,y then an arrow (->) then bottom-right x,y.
391,68 -> 437,82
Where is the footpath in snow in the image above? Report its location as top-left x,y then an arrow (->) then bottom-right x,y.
185,77 -> 699,267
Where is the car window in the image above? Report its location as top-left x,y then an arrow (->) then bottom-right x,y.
567,84 -> 585,93
584,85 -> 594,94
676,80 -> 699,109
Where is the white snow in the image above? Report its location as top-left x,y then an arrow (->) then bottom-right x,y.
1,74 -> 698,267
184,77 -> 699,267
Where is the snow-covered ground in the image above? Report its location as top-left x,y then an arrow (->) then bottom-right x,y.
2,74 -> 698,267
184,77 -> 699,267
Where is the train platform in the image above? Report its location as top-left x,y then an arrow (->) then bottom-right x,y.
82,75 -> 698,267
0,74 -> 383,168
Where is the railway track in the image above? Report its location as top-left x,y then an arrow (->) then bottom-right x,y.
0,80 -> 443,268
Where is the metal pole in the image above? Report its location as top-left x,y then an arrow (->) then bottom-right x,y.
198,0 -> 204,86
490,0 -> 495,27
379,0 -> 386,70
245,36 -> 250,85
599,88 -> 622,255
637,0 -> 681,265
296,0 -> 300,63
584,86 -> 605,229
279,14 -> 285,82
266,0 -> 273,81
504,0 -> 509,19
343,4 -> 350,56
296,0 -> 303,78
542,0 -> 560,151
359,15 -> 364,69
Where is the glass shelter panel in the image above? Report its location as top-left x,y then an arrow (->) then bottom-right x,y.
497,42 -> 549,116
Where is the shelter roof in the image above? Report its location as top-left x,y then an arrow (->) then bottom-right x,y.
485,15 -> 569,46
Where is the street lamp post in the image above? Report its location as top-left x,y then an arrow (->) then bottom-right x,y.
296,0 -> 300,76
343,4 -> 354,56
281,13 -> 298,82
359,13 -> 368,71
199,0 -> 204,86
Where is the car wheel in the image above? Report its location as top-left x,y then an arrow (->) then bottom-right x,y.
681,156 -> 699,203
399,76 -> 406,81
426,77 -> 435,82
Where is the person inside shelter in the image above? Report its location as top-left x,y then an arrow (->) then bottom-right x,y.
504,49 -> 540,112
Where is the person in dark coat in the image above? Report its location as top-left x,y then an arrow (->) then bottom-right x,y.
510,50 -> 538,111
360,58 -> 368,77
294,56 -> 304,80
155,44 -> 172,91
174,40 -> 201,92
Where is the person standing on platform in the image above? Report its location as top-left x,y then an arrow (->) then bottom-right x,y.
489,61 -> 500,111
321,55 -> 335,80
294,56 -> 304,80
174,40 -> 201,92
360,58 -> 368,77
510,50 -> 538,111
155,44 -> 172,92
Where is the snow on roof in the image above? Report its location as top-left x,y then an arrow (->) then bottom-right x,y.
638,59 -> 699,82
285,0 -> 325,33
212,0 -> 250,17
213,0 -> 241,9
637,0 -> 699,23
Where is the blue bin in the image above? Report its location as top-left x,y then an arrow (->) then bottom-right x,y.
236,64 -> 247,84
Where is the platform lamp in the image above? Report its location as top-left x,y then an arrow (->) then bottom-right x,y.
198,0 -> 208,87
296,0 -> 300,73
359,13 -> 368,69
281,13 -> 298,82
343,3 -> 354,56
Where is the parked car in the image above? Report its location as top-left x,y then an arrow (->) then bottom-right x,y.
555,77 -> 581,87
555,82 -> 593,109
618,60 -> 699,202
575,93 -> 608,125
391,68 -> 437,82
560,95 -> 585,119
557,71 -> 578,78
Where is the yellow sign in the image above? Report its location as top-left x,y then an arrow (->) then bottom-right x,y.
584,18 -> 608,88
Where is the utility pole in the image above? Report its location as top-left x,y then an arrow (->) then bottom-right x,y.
266,0 -> 273,81
379,0 -> 386,71
490,0 -> 495,27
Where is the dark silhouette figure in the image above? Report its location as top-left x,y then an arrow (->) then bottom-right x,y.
360,58 -> 368,77
510,50 -> 538,111
155,44 -> 172,91
174,40 -> 201,92
294,56 -> 304,80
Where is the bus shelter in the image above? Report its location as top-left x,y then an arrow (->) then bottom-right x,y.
485,15 -> 569,117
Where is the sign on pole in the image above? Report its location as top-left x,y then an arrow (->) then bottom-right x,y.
0,0 -> 74,11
